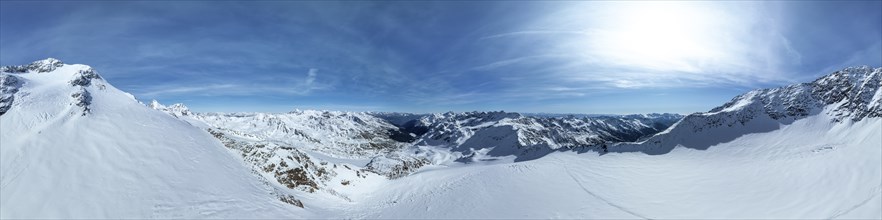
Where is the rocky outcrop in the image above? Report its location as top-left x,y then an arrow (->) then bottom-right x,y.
193,110 -> 408,159
619,66 -> 882,155
1,58 -> 64,73
0,74 -> 20,115
70,88 -> 92,115
363,153 -> 430,179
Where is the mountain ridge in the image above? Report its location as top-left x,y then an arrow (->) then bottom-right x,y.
2,58 -> 879,219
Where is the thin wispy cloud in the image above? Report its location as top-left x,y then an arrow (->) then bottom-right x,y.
1,1 -> 879,113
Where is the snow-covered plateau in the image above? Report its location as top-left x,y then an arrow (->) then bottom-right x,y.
1,58 -> 880,219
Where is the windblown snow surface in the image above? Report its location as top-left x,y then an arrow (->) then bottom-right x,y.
0,60 -> 306,218
1,59 -> 880,219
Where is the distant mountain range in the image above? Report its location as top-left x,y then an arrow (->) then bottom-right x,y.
1,58 -> 879,219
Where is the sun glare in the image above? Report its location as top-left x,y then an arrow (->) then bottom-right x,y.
585,2 -> 727,72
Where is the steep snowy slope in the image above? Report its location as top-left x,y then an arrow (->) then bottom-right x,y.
0,59 -> 305,218
617,66 -> 882,155
315,66 -> 880,219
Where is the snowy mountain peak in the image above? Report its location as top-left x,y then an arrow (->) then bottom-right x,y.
1,58 -> 65,73
708,65 -> 881,122
149,100 -> 192,117
148,99 -> 164,109
621,65 -> 882,155
0,59 -> 108,116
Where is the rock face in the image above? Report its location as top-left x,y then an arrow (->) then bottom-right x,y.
709,66 -> 881,123
363,153 -> 431,179
184,110 -> 409,159
1,58 -> 106,116
1,58 -> 70,115
1,57 -> 64,73
0,74 -> 20,115
617,66 -> 882,155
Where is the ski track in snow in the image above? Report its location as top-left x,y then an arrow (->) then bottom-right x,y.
0,152 -> 27,189
563,165 -> 650,219
829,185 -> 882,219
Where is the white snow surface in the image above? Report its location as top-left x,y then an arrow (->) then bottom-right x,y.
320,114 -> 880,219
1,59 -> 880,219
0,60 -> 303,218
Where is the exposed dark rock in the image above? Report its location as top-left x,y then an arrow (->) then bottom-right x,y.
1,58 -> 64,73
69,69 -> 101,87
0,74 -> 21,115
70,88 -> 91,115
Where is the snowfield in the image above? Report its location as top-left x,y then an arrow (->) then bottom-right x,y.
0,60 -> 305,218
1,59 -> 880,219
334,114 -> 879,219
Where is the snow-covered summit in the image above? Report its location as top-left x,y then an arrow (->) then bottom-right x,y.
0,59 -> 305,218
2,59 -> 879,219
1,58 -> 65,73
0,58 -> 110,116
148,99 -> 192,117
617,65 -> 882,155
709,65 -> 881,122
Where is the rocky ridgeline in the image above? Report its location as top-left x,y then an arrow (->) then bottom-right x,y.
617,66 -> 882,155
0,58 -> 67,115
1,58 -> 105,116
392,111 -> 682,161
189,110 -> 408,159
151,100 -> 685,175
0,57 -> 64,73
207,128 -> 378,207
812,66 -> 882,121
709,66 -> 881,123
150,66 -> 881,177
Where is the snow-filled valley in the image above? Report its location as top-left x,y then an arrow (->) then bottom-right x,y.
1,59 -> 880,219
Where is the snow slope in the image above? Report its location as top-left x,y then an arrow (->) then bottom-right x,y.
338,114 -> 880,219
164,109 -> 407,159
298,66 -> 880,219
2,59 -> 878,219
0,59 -> 304,218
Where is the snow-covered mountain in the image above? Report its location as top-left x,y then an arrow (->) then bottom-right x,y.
0,59 -> 305,218
2,58 -> 879,219
616,65 -> 882,155
393,111 -> 682,161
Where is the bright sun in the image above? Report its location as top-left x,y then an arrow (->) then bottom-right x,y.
586,2 -> 727,72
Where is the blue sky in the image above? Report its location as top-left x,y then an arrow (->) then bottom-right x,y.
1,1 -> 880,114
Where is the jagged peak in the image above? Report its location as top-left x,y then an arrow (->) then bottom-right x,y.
706,65 -> 881,123
148,99 -> 191,117
813,65 -> 880,85
148,99 -> 165,109
31,57 -> 64,67
1,58 -> 66,73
